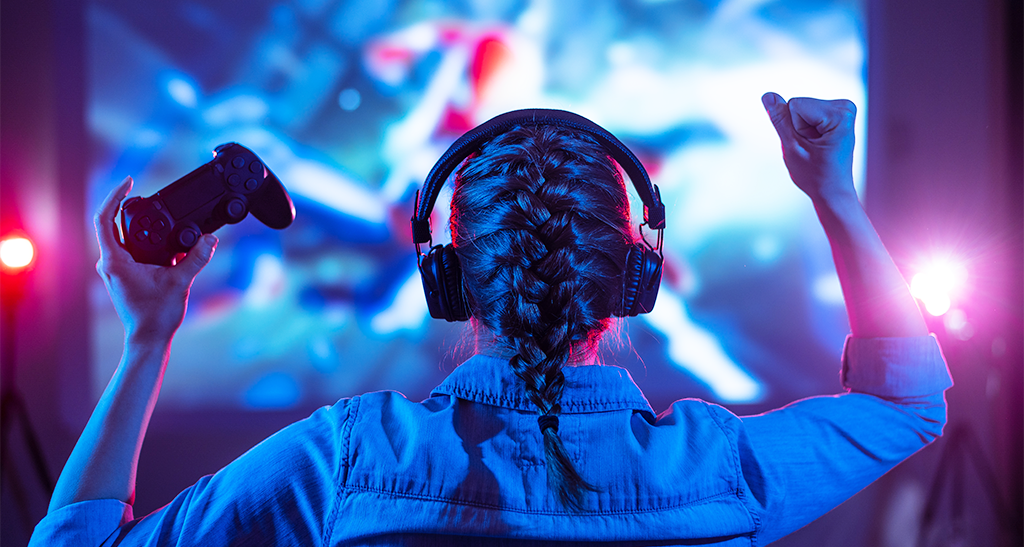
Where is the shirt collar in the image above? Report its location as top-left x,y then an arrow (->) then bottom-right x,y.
431,354 -> 655,415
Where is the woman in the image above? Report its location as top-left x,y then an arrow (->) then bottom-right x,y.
31,94 -> 950,546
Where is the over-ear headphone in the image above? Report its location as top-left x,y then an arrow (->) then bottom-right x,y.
411,109 -> 666,322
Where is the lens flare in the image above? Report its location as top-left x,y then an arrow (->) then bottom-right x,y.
910,260 -> 968,317
0,235 -> 35,271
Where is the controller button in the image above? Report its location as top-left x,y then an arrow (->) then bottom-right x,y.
245,178 -> 259,191
215,163 -> 225,173
153,219 -> 167,231
135,230 -> 149,242
232,156 -> 245,169
153,202 -> 163,210
139,216 -> 152,229
228,173 -> 241,186
248,161 -> 263,174
178,229 -> 199,247
149,232 -> 163,244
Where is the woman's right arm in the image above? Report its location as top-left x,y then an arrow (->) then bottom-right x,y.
734,336 -> 950,544
761,93 -> 928,339
734,95 -> 951,543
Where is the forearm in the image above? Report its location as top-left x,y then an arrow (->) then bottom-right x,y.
48,334 -> 171,513
812,186 -> 928,338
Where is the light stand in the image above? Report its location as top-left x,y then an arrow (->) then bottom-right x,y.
916,424 -> 1019,547
0,234 -> 51,514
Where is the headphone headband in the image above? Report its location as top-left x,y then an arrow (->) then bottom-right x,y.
411,108 -> 665,245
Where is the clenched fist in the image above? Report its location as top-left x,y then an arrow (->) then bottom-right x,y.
762,92 -> 858,204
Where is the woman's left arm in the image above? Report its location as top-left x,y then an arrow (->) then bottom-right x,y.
47,176 -> 217,512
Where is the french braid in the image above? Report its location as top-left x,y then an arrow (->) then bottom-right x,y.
450,125 -> 635,509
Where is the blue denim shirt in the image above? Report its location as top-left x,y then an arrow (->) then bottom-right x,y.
31,336 -> 951,546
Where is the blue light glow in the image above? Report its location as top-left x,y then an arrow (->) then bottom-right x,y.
88,0 -> 865,411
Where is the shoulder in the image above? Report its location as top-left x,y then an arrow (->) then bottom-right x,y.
656,397 -> 741,433
341,390 -> 461,449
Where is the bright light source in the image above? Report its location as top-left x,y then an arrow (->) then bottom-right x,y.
0,236 -> 35,271
910,260 -> 968,317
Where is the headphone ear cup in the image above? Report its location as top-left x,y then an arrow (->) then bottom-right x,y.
619,244 -> 663,317
634,245 -> 662,314
439,245 -> 471,321
419,244 -> 471,322
419,245 -> 445,320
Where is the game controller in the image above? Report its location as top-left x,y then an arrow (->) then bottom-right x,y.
120,143 -> 295,266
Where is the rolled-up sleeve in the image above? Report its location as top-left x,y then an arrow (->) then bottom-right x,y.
28,499 -> 134,547
841,335 -> 952,399
737,335 -> 952,545
29,399 -> 352,547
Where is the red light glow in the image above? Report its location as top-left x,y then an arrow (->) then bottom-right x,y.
0,235 -> 35,272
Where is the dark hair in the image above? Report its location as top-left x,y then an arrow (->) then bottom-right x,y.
450,124 -> 635,509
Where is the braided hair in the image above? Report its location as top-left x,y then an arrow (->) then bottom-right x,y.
450,124 -> 635,509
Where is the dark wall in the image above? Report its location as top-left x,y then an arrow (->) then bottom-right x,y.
865,0 -> 1022,544
1,0 -> 1020,545
1004,0 -> 1023,533
2,0 -> 74,542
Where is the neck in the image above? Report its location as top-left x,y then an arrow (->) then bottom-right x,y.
473,328 -> 604,367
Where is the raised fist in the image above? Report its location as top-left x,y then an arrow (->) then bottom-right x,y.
762,92 -> 857,203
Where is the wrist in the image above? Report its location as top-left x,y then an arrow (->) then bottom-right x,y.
125,328 -> 175,351
808,180 -> 860,214
120,333 -> 172,379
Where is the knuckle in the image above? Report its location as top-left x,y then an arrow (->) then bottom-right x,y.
96,260 -> 116,280
835,99 -> 857,119
790,97 -> 812,109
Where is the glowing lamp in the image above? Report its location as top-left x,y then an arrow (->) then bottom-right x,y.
910,260 -> 968,317
0,235 -> 35,272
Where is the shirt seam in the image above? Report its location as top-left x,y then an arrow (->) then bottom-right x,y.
439,385 -> 651,413
702,402 -> 761,545
339,483 -> 741,516
323,396 -> 360,547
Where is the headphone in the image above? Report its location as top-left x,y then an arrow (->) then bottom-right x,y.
411,109 -> 666,322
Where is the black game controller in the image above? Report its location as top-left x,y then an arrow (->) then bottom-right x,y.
120,143 -> 295,266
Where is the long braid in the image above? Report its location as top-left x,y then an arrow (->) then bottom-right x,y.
450,125 -> 634,509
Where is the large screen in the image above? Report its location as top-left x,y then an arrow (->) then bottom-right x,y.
88,0 -> 866,414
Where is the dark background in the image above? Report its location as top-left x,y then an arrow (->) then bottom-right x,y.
1,0 -> 1021,545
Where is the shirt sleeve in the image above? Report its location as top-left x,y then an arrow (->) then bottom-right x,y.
28,399 -> 352,547
735,335 -> 951,545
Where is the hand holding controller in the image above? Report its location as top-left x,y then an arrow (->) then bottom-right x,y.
120,143 -> 295,265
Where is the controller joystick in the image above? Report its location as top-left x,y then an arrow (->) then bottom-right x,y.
219,196 -> 248,224
120,143 -> 295,266
175,224 -> 202,248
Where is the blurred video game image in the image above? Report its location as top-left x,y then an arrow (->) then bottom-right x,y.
87,0 -> 867,413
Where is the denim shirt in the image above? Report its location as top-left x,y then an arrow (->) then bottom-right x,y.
31,336 -> 951,546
